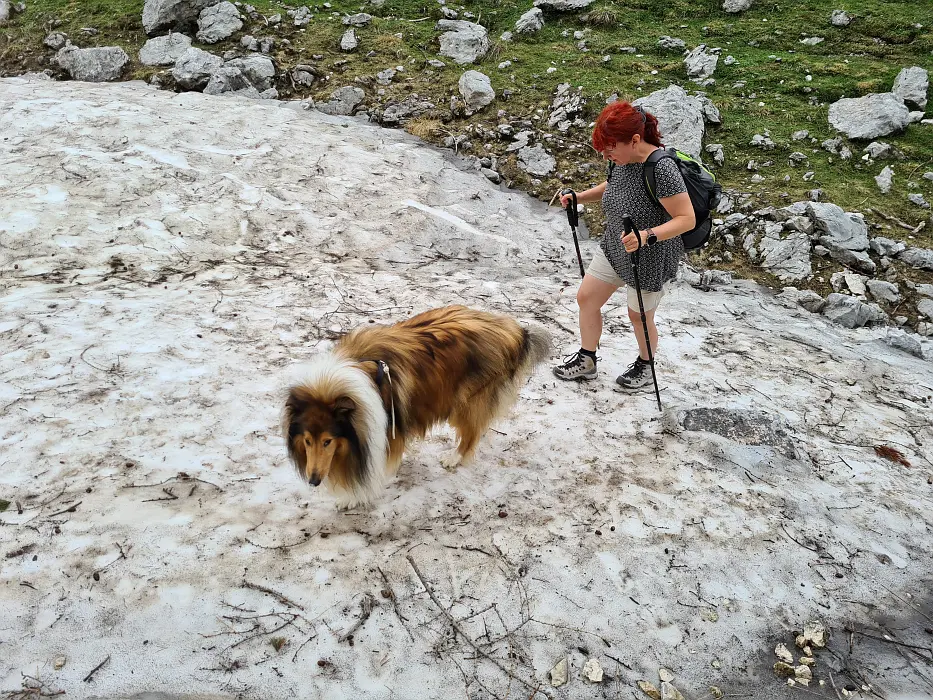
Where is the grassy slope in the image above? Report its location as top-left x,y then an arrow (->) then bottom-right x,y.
2,0 -> 932,300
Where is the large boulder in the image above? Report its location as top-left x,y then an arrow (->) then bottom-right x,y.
828,93 -> 912,140
204,65 -> 260,98
892,66 -> 929,110
757,225 -> 812,281
515,7 -> 544,33
55,46 -> 130,82
898,247 -> 933,271
517,144 -> 556,176
722,0 -> 753,12
315,86 -> 365,116
633,84 -> 704,158
197,1 -> 242,43
143,0 -> 218,35
436,20 -> 489,65
821,294 -> 886,328
684,45 -> 718,81
171,47 -> 223,90
139,32 -> 191,66
458,70 -> 495,113
225,54 -> 275,91
533,0 -> 595,9
806,202 -> 869,251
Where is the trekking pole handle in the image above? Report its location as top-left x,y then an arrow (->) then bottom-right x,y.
622,216 -> 642,251
560,188 -> 579,228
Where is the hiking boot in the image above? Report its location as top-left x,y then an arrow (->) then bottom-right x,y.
615,357 -> 653,390
553,351 -> 597,381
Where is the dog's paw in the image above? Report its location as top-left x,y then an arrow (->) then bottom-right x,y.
440,449 -> 463,471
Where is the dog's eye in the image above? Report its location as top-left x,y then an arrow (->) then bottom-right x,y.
322,439 -> 332,447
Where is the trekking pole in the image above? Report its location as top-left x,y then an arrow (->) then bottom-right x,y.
560,188 -> 586,279
623,216 -> 663,412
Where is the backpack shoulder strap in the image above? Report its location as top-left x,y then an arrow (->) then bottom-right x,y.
643,147 -> 675,206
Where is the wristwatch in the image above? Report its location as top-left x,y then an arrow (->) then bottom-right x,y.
645,228 -> 658,246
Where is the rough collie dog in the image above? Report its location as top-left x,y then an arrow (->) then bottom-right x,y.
282,306 -> 550,508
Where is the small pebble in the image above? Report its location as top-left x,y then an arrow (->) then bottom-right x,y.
498,510 -> 507,518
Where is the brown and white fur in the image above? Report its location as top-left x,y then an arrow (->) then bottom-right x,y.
282,305 -> 551,508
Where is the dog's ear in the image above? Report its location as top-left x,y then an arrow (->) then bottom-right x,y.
333,396 -> 356,416
284,389 -> 307,441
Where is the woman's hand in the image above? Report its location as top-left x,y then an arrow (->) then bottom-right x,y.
621,228 -> 645,253
559,192 -> 574,209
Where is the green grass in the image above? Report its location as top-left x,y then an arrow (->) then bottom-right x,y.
2,0 -> 932,301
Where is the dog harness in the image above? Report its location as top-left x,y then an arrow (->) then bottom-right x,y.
366,359 -> 396,440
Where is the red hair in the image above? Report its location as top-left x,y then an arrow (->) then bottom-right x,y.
592,101 -> 664,152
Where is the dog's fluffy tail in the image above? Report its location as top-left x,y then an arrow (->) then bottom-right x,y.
517,324 -> 552,377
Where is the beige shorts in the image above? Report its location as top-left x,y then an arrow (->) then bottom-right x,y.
586,248 -> 665,312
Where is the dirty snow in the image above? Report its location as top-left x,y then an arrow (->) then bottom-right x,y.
1,78 -> 932,700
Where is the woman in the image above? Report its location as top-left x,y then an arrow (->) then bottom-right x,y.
553,101 -> 695,389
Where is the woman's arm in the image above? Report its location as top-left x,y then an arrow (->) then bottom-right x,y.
620,191 -> 696,252
560,181 -> 607,207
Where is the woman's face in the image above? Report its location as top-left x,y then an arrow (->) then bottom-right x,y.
601,135 -> 640,165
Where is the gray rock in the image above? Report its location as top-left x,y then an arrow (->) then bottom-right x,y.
459,70 -> 495,113
826,244 -> 876,274
55,45 -> 129,81
758,226 -> 812,281
143,0 -> 217,35
240,34 -> 258,51
340,28 -> 358,51
899,247 -> 933,271
908,110 -> 926,123
225,54 -> 275,91
680,408 -> 795,458
884,329 -> 923,358
870,237 -> 906,257
919,299 -> 933,319
634,84 -> 704,158
0,0 -> 8,24
684,44 -> 718,81
867,279 -> 901,303
197,1 -> 242,43
203,65 -> 260,97
436,20 -> 489,64
548,82 -> 586,132
696,94 -> 721,124
822,293 -> 887,328
797,290 -> 827,313
875,166 -> 894,194
828,93 -> 912,140
380,95 -> 435,124
43,31 -> 68,50
706,143 -> 724,166
750,133 -> 775,149
481,167 -> 501,183
532,0 -> 595,10
924,172 -> 933,182
792,130 -> 809,140
171,47 -> 223,90
139,32 -> 192,66
722,0 -> 752,12
291,64 -> 318,87
800,36 -> 824,46
517,144 -> 556,176
658,36 -> 685,51
515,7 -> 544,33
807,202 -> 869,251
376,67 -> 396,85
908,193 -> 930,209
316,85 -> 365,115
863,141 -> 898,160
892,66 -> 928,110
342,12 -> 371,25
830,9 -> 852,26
290,5 -> 311,26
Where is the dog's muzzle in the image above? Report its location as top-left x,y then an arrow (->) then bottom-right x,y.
308,475 -> 322,487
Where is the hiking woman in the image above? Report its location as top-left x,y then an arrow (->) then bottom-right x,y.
552,101 -> 695,389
